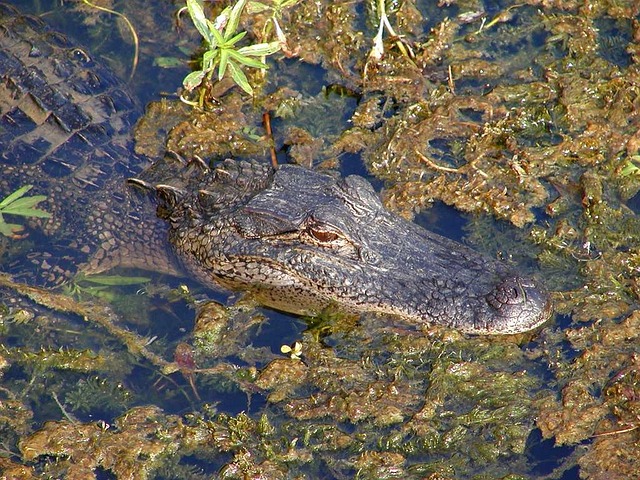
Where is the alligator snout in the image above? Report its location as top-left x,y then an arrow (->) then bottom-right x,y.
481,276 -> 552,335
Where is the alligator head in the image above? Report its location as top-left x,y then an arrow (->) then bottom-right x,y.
132,158 -> 552,335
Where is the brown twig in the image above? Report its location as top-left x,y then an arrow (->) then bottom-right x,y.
414,148 -> 461,173
592,424 -> 639,437
263,112 -> 278,168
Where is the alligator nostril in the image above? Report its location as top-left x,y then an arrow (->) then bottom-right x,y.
486,277 -> 527,310
511,286 -> 522,302
482,275 -> 552,334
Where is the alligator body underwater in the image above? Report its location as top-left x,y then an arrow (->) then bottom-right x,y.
0,2 -> 171,279
0,3 -> 552,334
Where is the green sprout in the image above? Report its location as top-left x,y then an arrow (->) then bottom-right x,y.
247,0 -> 299,56
181,0 -> 281,103
363,0 -> 415,81
368,0 -> 413,61
620,155 -> 640,177
0,185 -> 51,237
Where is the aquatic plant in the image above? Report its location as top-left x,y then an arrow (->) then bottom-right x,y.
80,0 -> 140,81
0,185 -> 50,237
64,274 -> 151,302
367,0 -> 413,63
5,1 -> 640,478
247,0 -> 299,55
181,0 -> 281,102
280,340 -> 303,360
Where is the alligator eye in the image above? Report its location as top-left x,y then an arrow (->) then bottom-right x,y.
308,228 -> 339,243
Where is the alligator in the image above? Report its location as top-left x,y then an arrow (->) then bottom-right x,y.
0,3 -> 552,334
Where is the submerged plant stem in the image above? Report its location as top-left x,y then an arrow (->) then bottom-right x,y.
81,0 -> 139,82
0,273 -> 170,370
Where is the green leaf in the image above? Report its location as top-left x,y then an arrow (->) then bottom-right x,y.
202,49 -> 219,71
237,41 -> 281,57
246,1 -> 270,14
0,186 -> 50,219
227,48 -> 269,69
153,56 -> 183,68
181,0 -> 282,103
1,195 -> 50,216
0,223 -> 22,236
0,218 -> 23,237
183,70 -> 207,91
186,0 -> 213,44
620,160 -> 640,177
218,49 -> 230,80
0,185 -> 33,209
225,30 -> 247,47
210,25 -> 225,47
228,61 -> 253,94
6,208 -> 50,219
225,0 -> 248,41
205,18 -> 219,41
280,0 -> 300,8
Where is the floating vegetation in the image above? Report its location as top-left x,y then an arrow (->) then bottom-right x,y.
63,273 -> 151,303
64,376 -> 133,416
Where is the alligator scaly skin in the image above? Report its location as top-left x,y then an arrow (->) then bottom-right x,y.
0,3 -> 172,283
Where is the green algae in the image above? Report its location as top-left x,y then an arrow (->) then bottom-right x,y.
18,406 -> 188,480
